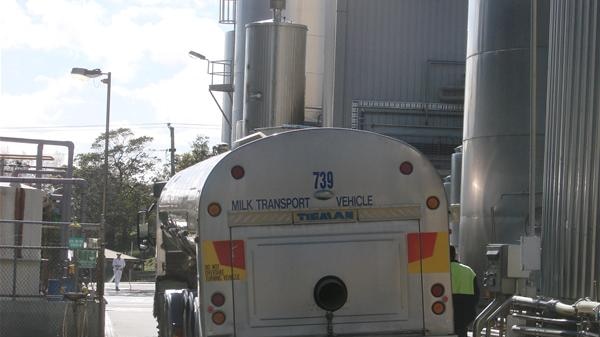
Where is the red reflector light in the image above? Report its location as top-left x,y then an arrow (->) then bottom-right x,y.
431,283 -> 445,297
399,161 -> 413,175
432,301 -> 446,315
212,311 -> 226,325
231,165 -> 245,179
211,292 -> 225,307
426,196 -> 440,210
208,203 -> 222,217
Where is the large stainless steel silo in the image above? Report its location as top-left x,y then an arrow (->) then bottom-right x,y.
232,0 -> 271,142
542,1 -> 600,300
286,0 -> 327,125
243,20 -> 307,133
460,0 -> 549,276
221,30 -> 235,145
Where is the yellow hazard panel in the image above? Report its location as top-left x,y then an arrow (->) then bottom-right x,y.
407,232 -> 450,274
202,240 -> 247,282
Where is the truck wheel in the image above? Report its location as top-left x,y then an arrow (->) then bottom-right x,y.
182,289 -> 196,337
193,295 -> 201,337
165,289 -> 185,337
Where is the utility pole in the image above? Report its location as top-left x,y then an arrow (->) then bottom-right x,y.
167,123 -> 176,176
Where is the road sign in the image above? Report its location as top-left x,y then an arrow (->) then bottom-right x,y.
68,237 -> 85,249
78,249 -> 97,268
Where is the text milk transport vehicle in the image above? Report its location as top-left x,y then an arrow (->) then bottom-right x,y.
151,128 -> 454,337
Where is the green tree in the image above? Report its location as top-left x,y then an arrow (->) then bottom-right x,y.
175,135 -> 213,171
74,128 -> 157,251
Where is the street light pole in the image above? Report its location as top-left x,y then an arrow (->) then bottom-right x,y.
71,67 -> 111,337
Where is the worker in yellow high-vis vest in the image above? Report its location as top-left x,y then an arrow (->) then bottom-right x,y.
450,246 -> 479,337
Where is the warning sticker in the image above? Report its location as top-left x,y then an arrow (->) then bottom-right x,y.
203,240 -> 246,282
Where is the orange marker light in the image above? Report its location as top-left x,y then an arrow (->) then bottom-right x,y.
212,311 -> 226,325
432,301 -> 446,315
208,203 -> 222,217
426,196 -> 440,210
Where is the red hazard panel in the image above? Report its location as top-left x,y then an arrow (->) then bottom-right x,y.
407,232 -> 438,263
213,240 -> 246,269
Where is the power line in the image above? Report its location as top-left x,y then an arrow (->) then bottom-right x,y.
0,122 -> 221,131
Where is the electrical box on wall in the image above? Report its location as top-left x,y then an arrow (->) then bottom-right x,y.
484,243 -> 533,295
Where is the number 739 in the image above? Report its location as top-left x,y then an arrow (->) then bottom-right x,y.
313,171 -> 334,190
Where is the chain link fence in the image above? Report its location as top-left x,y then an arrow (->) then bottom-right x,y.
0,219 -> 104,337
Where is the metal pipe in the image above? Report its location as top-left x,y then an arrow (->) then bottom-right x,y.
0,245 -> 99,250
11,246 -> 18,298
13,169 -> 66,176
0,177 -> 88,187
474,297 -> 504,337
528,0 -> 538,236
511,325 -> 578,337
0,219 -> 100,227
511,313 -> 577,325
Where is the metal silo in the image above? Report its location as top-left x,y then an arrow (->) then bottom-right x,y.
542,1 -> 600,300
243,17 -> 307,133
460,0 -> 549,276
232,0 -> 271,142
286,0 -> 326,125
450,147 -> 462,247
221,30 -> 234,145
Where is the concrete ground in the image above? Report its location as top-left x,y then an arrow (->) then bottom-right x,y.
105,282 -> 157,337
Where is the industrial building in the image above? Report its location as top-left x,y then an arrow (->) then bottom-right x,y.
211,0 -> 468,175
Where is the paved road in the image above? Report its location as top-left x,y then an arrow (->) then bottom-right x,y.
105,282 -> 157,337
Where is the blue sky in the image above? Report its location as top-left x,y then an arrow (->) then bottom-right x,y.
0,0 -> 230,165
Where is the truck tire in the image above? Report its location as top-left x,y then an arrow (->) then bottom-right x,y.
182,289 -> 197,337
193,295 -> 201,337
164,289 -> 185,337
155,277 -> 188,337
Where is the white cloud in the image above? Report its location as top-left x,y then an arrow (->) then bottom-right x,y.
0,0 -> 229,160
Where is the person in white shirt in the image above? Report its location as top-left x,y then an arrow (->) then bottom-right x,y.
112,253 -> 126,291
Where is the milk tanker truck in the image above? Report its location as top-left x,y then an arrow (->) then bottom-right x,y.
140,128 -> 456,337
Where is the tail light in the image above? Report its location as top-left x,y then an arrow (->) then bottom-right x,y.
430,283 -> 445,297
431,301 -> 446,315
231,165 -> 245,179
212,311 -> 226,325
399,161 -> 413,175
211,292 -> 225,307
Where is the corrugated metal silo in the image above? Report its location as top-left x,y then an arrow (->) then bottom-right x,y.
243,20 -> 307,133
332,0 -> 468,174
460,0 -> 549,276
541,1 -> 600,300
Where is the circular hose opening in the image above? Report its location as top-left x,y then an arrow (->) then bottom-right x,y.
313,276 -> 348,312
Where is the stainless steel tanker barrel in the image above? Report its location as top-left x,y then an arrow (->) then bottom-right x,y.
542,1 -> 600,300
460,0 -> 549,276
243,20 -> 307,134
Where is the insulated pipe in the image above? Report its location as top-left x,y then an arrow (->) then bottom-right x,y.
475,295 -> 600,337
511,325 -> 578,337
511,313 -> 577,326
